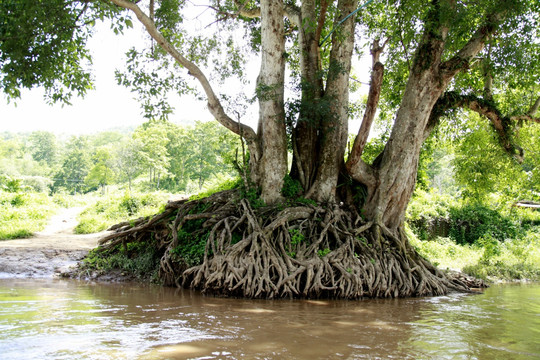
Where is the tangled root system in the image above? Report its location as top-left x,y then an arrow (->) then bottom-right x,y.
97,190 -> 484,299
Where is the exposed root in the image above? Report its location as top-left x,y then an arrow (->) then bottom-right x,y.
96,190 -> 483,299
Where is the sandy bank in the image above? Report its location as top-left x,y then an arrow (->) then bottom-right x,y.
0,207 -> 106,278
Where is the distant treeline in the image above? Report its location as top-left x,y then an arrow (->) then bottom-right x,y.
0,120 -> 241,194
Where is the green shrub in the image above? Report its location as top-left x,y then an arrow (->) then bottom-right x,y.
289,228 -> 305,246
449,203 -> 520,244
21,176 -> 53,193
74,217 -> 109,234
463,229 -> 540,281
408,223 -> 540,281
169,204 -> 214,267
240,183 -> 265,209
81,241 -> 161,281
10,193 -> 27,207
281,175 -> 302,198
408,228 -> 482,271
317,248 -> 331,257
406,190 -> 456,240
119,194 -> 142,215
171,229 -> 208,267
0,175 -> 23,193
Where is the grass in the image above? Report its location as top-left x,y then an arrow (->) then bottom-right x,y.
0,188 -> 173,238
462,229 -> 540,281
75,191 -> 172,234
407,225 -> 540,282
0,190 -> 58,240
406,189 -> 540,282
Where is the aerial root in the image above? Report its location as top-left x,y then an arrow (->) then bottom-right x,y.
96,191 -> 482,299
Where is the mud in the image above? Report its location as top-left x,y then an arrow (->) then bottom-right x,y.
0,208 -> 106,278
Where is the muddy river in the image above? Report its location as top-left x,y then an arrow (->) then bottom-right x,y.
0,279 -> 538,359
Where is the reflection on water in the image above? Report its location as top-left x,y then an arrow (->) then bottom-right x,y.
0,279 -> 538,359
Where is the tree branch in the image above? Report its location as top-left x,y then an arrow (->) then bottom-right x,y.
428,92 -> 527,162
284,4 -> 301,27
107,0 -> 258,147
440,13 -> 503,81
346,38 -> 385,177
232,0 -> 300,27
234,0 -> 261,18
315,0 -> 329,45
527,95 -> 540,116
510,114 -> 540,124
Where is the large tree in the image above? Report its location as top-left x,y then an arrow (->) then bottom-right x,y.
1,0 -> 539,298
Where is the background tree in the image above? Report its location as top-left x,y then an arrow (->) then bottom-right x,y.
0,0 -> 127,103
85,146 -> 116,193
115,138 -> 144,191
53,136 -> 91,194
0,133 -> 50,178
163,124 -> 191,191
185,121 -> 240,190
28,131 -> 58,168
133,121 -> 171,189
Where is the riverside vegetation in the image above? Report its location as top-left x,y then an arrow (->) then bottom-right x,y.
1,119 -> 539,292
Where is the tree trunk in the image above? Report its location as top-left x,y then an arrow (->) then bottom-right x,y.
290,0 -> 324,191
364,82 -> 440,229
256,0 -> 288,204
306,0 -> 357,202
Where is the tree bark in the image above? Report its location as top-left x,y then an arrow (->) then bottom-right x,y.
290,0 -> 324,192
306,0 -> 357,202
257,0 -> 288,204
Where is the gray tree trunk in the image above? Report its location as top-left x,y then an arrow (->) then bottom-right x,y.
306,0 -> 357,202
257,0 -> 288,204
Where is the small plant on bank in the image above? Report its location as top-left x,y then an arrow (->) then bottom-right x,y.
80,240 -> 161,282
318,248 -> 331,257
289,228 -> 305,246
281,175 -> 302,198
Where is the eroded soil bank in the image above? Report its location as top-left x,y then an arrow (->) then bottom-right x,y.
0,208 -> 105,278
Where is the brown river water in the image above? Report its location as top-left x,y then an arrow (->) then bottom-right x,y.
0,279 -> 538,359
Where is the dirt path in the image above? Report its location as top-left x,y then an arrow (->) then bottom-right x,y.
0,207 -> 107,278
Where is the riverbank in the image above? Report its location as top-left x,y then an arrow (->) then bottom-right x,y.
0,208 -> 106,278
0,207 -> 535,287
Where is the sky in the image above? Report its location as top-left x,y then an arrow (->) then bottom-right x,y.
0,21 -> 214,135
0,8 -> 370,136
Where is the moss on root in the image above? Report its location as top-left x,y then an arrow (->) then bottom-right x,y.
88,190 -> 485,298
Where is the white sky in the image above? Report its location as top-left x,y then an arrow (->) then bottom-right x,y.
0,21 -> 214,135
0,10 -> 371,136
